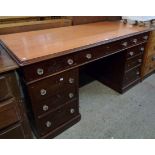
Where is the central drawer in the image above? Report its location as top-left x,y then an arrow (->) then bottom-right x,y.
36,100 -> 79,136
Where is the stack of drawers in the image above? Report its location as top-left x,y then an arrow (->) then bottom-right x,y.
21,67 -> 81,138
0,45 -> 32,139
142,30 -> 155,78
122,44 -> 146,91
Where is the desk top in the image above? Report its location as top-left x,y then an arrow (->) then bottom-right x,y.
0,21 -> 153,66
0,44 -> 18,74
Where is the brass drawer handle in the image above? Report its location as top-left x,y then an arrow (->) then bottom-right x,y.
143,35 -> 148,40
43,105 -> 49,111
133,39 -> 138,44
152,56 -> 155,61
67,59 -> 74,65
138,59 -> 142,63
136,71 -> 140,75
70,108 -> 75,114
46,121 -> 52,128
129,51 -> 134,56
40,89 -> 47,96
122,42 -> 128,47
37,68 -> 44,75
86,53 -> 92,59
69,93 -> 74,99
59,77 -> 64,82
69,78 -> 74,84
140,47 -> 144,51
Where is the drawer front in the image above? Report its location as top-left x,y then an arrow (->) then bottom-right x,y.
123,67 -> 141,87
146,40 -> 155,56
147,54 -> 155,66
22,33 -> 149,82
0,124 -> 25,139
28,69 -> 78,103
0,76 -> 12,102
23,54 -> 77,82
33,87 -> 78,117
144,54 -> 155,75
144,64 -> 154,75
0,99 -> 20,129
126,44 -> 145,59
36,100 -> 79,136
125,54 -> 143,71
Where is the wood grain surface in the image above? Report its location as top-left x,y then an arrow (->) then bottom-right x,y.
0,44 -> 18,74
0,21 -> 153,66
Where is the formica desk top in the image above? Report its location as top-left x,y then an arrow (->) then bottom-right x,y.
0,21 -> 153,66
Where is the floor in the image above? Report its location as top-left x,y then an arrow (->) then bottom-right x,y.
56,74 -> 155,139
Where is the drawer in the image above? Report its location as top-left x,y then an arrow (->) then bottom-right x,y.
0,99 -> 20,129
36,100 -> 79,136
133,32 -> 149,43
147,54 -> 155,65
143,54 -> 155,75
125,54 -> 143,71
144,63 -> 154,75
146,40 -> 155,56
123,67 -> 141,87
28,69 -> 78,103
22,53 -> 78,82
0,123 -> 25,139
0,76 -> 12,102
126,44 -> 145,59
33,87 -> 78,117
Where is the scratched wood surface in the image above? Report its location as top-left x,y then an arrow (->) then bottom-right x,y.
0,21 -> 152,65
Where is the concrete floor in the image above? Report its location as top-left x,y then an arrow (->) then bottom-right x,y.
56,74 -> 155,139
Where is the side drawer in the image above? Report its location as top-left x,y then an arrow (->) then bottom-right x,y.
34,87 -> 78,117
125,54 -> 143,71
0,99 -> 20,129
123,66 -> 141,87
126,44 -> 145,59
27,68 -> 78,103
0,123 -> 25,139
36,99 -> 79,136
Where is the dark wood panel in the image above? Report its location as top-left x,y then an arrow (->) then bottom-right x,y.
0,123 -> 25,139
0,76 -> 12,101
0,99 -> 20,129
72,16 -> 121,25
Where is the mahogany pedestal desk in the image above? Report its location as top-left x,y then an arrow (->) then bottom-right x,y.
0,22 -> 153,138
